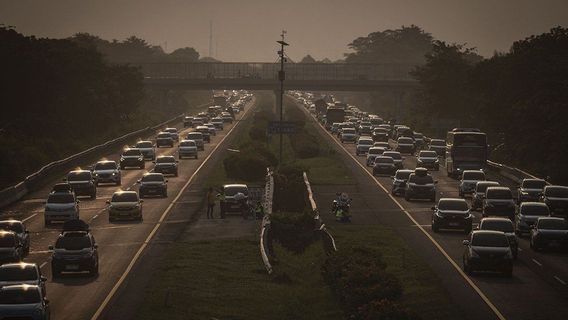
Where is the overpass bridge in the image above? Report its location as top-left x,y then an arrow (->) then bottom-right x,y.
139,62 -> 419,91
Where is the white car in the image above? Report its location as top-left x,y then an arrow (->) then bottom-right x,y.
135,140 -> 156,160
366,147 -> 386,166
44,192 -> 80,226
178,140 -> 198,159
383,151 -> 404,169
164,128 -> 179,141
186,132 -> 205,150
356,137 -> 374,155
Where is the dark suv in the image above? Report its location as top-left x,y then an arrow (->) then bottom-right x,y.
431,198 -> 472,233
479,217 -> 518,258
483,187 -> 515,220
0,231 -> 23,264
462,230 -> 513,277
518,179 -> 547,203
404,168 -> 437,202
138,173 -> 168,198
0,220 -> 30,255
66,170 -> 96,199
120,148 -> 145,170
49,231 -> 98,278
153,156 -> 179,176
541,185 -> 568,216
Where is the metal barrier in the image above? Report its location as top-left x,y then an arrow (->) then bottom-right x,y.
0,104 -> 210,209
486,160 -> 538,183
259,168 -> 274,274
303,172 -> 338,254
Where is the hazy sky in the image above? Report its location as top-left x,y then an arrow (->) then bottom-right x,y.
1,0 -> 567,62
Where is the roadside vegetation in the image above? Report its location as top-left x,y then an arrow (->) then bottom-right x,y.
0,27 -> 210,189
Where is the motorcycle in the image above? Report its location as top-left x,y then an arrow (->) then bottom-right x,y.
331,193 -> 352,223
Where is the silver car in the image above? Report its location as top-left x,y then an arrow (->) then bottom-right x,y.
44,192 -> 80,226
178,140 -> 198,159
186,132 -> 204,151
92,160 -> 121,186
135,140 -> 156,160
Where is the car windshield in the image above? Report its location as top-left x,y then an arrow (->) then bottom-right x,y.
472,233 -> 509,247
67,172 -> 91,181
481,220 -> 514,233
546,187 -> 568,198
0,288 -> 41,304
0,235 -> 16,248
142,175 -> 164,182
383,152 -> 401,160
487,189 -> 512,199
415,133 -> 424,138
368,149 -> 383,155
358,140 -> 373,145
165,128 -> 178,133
111,193 -> 138,202
123,150 -> 141,156
463,172 -> 485,180
225,186 -> 249,196
343,129 -> 356,134
55,236 -> 91,250
430,140 -> 445,146
476,183 -> 498,193
0,223 -> 23,233
409,174 -> 434,184
522,180 -> 546,189
438,200 -> 468,211
94,162 -> 117,170
419,151 -> 437,158
520,204 -> 549,216
47,193 -> 75,204
395,171 -> 412,180
136,142 -> 153,148
156,157 -> 175,163
187,133 -> 202,139
376,157 -> 394,164
180,141 -> 196,147
398,138 -> 413,144
0,267 -> 37,281
538,219 -> 568,230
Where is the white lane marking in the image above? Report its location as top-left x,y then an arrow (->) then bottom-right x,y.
40,262 -> 47,269
90,101 -> 254,320
554,276 -> 567,286
309,109 -> 507,320
22,212 -> 39,222
532,259 -> 543,267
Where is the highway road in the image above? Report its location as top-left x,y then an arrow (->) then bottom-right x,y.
0,95 -> 257,320
298,98 -> 568,320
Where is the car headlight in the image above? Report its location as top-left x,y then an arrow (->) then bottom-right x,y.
112,172 -> 117,176
521,191 -> 529,195
435,211 -> 445,218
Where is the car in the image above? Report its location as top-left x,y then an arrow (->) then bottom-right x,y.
358,122 -> 373,135
372,156 -> 396,176
382,151 -> 403,169
366,147 -> 386,166
44,191 -> 80,226
163,127 -> 179,141
428,139 -> 446,157
204,123 -> 217,136
50,183 -> 73,194
0,284 -> 50,320
221,112 -> 233,123
471,181 -> 500,211
192,117 -> 205,126
120,148 -> 145,169
391,169 -> 413,196
478,217 -> 518,258
355,137 -> 374,155
396,136 -> 415,155
197,112 -> 210,122
541,185 -> 568,216
153,156 -> 179,176
337,123 -> 354,137
195,126 -> 211,143
330,122 -> 341,134
416,150 -> 439,171
530,217 -> 568,251
373,142 -> 390,150
211,117 -> 224,130
517,178 -> 547,204
186,132 -> 205,151
107,191 -> 143,222
431,198 -> 472,233
516,202 -> 550,236
179,140 -> 198,159
404,168 -> 437,202
394,126 -> 412,139
156,132 -> 175,148
135,140 -> 156,160
340,128 -> 358,143
0,232 -> 23,264
49,231 -> 98,277
0,220 -> 30,255
459,170 -> 486,197
65,170 -> 96,199
0,263 -> 47,295
138,173 -> 168,198
462,230 -> 513,276
482,187 -> 516,220
371,128 -> 389,142
413,132 -> 425,149
220,184 -> 249,215
92,160 -> 121,186
183,116 -> 193,128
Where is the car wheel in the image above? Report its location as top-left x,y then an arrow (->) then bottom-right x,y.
109,217 -> 115,223
162,191 -> 167,198
179,155 -> 183,160
138,215 -> 143,222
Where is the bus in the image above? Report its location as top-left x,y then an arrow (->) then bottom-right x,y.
325,107 -> 346,130
213,95 -> 228,108
445,128 -> 488,178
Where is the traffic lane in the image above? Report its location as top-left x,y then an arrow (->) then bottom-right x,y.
19,102 -> 253,320
340,140 -> 568,319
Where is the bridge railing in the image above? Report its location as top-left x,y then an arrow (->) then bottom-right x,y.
137,62 -> 416,81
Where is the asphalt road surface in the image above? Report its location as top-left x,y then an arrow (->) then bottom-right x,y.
299,99 -> 568,320
0,96 -> 257,320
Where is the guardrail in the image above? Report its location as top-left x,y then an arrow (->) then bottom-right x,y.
303,172 -> 337,254
259,168 -> 274,274
486,160 -> 538,184
0,104 -> 209,209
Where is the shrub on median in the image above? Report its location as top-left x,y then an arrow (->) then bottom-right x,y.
270,211 -> 316,254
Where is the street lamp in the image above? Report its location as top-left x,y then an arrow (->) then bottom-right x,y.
277,31 -> 288,165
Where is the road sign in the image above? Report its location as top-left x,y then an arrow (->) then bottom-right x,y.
268,121 -> 297,134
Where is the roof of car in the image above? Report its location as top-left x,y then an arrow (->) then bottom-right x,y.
156,155 -> 176,160
95,160 -> 117,164
0,219 -> 23,225
438,198 -> 467,203
537,217 -> 566,222
480,217 -> 512,223
471,230 -> 506,236
0,284 -> 41,293
0,262 -> 37,270
60,231 -> 89,238
519,202 -> 548,208
523,178 -> 545,183
113,190 -> 137,196
137,140 -> 152,144
143,173 -> 164,178
0,230 -> 16,237
69,169 -> 90,174
224,184 -> 248,188
544,185 -> 568,190
476,181 -> 500,186
486,186 -> 511,191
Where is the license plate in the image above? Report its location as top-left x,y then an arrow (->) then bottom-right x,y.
549,241 -> 560,247
66,265 -> 79,270
449,222 -> 460,227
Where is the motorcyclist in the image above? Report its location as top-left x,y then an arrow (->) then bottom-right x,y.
332,192 -> 351,222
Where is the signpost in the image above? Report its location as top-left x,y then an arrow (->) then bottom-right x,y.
268,121 -> 297,134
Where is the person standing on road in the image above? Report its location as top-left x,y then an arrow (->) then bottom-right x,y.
206,187 -> 216,219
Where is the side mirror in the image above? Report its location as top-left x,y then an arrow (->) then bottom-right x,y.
106,200 -> 110,204
434,181 -> 439,184
76,200 -> 80,204
136,180 -> 141,184
165,180 -> 169,183
41,276 -> 47,282
25,230 -> 29,234
152,161 -> 156,164
48,245 -> 54,251
431,206 -> 436,210
94,244 -> 98,249
462,240 -> 470,246
140,199 -> 144,203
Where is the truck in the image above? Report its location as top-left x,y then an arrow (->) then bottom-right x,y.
314,98 -> 328,114
213,95 -> 228,108
325,107 -> 346,130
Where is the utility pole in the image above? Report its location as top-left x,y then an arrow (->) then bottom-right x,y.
209,20 -> 213,57
277,30 -> 289,165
